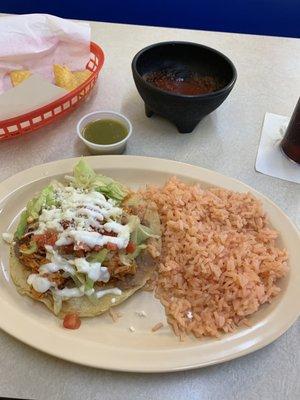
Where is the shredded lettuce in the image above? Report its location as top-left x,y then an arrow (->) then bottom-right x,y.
130,243 -> 147,258
137,224 -> 159,244
70,273 -> 85,287
51,289 -> 62,315
93,183 -> 126,204
26,185 -> 56,220
131,224 -> 159,246
19,241 -> 38,254
127,215 -> 140,232
87,248 -> 108,263
73,159 -> 96,188
119,244 -> 147,266
44,186 -> 56,207
124,195 -> 141,208
15,184 -> 56,239
72,159 -> 128,204
85,277 -> 94,291
15,210 -> 29,240
119,253 -> 132,266
76,273 -> 86,284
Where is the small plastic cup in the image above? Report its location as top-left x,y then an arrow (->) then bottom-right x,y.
77,111 -> 132,155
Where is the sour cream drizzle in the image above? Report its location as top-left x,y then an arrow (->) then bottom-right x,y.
35,185 -> 129,250
27,274 -> 53,293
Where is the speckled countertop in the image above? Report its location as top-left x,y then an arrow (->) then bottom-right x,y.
0,19 -> 299,400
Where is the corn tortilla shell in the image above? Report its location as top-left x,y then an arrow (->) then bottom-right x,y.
10,196 -> 161,318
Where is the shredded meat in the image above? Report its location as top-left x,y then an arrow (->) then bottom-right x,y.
60,244 -> 74,254
59,245 -> 87,258
19,252 -> 48,271
74,249 -> 85,258
16,196 -> 154,292
104,254 -> 136,280
32,230 -> 58,248
46,272 -> 67,288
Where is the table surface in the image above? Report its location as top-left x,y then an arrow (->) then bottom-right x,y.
0,19 -> 300,400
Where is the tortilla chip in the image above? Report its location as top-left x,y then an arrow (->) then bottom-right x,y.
10,196 -> 161,318
10,70 -> 31,87
53,64 -> 78,91
73,70 -> 92,86
54,65 -> 91,91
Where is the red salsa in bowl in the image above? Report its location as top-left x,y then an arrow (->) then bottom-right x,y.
144,68 -> 223,96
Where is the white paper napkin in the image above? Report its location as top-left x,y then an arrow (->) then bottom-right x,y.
255,112 -> 300,184
0,14 -> 91,94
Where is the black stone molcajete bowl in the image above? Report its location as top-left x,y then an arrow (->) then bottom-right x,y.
132,41 -> 237,133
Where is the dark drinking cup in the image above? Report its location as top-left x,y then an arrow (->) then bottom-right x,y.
281,98 -> 300,164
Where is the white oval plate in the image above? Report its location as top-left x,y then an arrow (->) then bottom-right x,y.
0,156 -> 299,372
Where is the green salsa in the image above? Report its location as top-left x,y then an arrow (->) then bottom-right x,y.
83,119 -> 128,145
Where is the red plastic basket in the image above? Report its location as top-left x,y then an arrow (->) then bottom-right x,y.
0,42 -> 104,141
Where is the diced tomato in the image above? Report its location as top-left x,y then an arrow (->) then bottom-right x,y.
32,230 -> 58,248
126,242 -> 136,254
106,242 -> 118,251
63,313 -> 81,330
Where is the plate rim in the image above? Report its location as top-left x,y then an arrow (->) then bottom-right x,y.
0,155 -> 299,372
